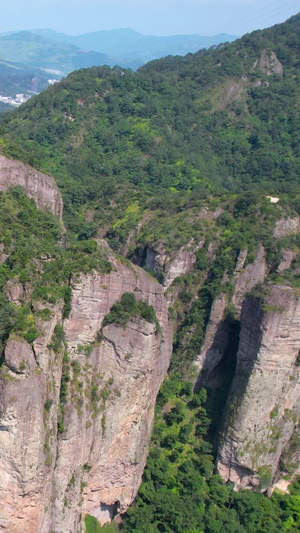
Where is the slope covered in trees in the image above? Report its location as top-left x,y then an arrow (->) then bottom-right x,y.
0,14 -> 299,533
0,14 -> 299,242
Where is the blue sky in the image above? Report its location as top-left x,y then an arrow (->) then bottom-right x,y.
1,0 -> 299,36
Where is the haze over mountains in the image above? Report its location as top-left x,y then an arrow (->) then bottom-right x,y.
0,13 -> 300,533
0,28 -> 238,102
31,28 -> 239,69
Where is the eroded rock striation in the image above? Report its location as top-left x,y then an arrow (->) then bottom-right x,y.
0,155 -> 63,218
216,285 -> 300,489
0,255 -> 172,532
195,247 -> 267,387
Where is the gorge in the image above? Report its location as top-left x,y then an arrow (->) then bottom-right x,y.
0,13 -> 299,533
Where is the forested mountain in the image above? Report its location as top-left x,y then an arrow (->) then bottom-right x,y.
1,14 -> 299,236
0,14 -> 299,533
0,31 -> 115,75
0,58 -> 52,101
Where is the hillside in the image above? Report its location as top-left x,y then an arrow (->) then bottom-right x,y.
0,31 -> 115,75
0,58 -> 53,104
0,14 -> 299,237
0,14 -> 299,533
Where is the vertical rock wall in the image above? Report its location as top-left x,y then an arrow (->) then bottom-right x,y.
217,285 -> 300,489
0,258 -> 172,533
0,155 -> 63,218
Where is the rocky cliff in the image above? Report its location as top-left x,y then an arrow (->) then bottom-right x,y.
0,155 -> 63,218
0,253 -> 172,532
216,285 -> 300,490
195,246 -> 267,387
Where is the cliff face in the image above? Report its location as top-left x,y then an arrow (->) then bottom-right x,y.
191,234 -> 300,489
216,285 -> 300,489
0,304 -> 64,533
0,155 -> 63,218
195,247 -> 267,387
0,255 -> 172,532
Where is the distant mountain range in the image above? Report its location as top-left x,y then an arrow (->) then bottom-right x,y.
0,31 -> 114,74
30,28 -> 239,69
0,28 -> 239,101
0,58 -> 54,109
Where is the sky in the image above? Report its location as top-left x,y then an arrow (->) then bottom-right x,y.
0,0 -> 299,37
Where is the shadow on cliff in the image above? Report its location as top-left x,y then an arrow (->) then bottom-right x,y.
195,315 -> 241,447
214,297 -> 264,457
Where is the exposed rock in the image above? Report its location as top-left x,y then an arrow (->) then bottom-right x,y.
216,285 -> 300,489
232,246 -> 267,312
144,244 -> 167,276
218,80 -> 247,110
136,239 -> 205,290
4,336 -> 36,374
260,49 -> 284,77
50,262 -> 172,532
266,196 -> 280,203
279,422 -> 300,481
0,257 -> 172,532
278,250 -> 298,272
81,318 -> 165,521
6,279 -> 24,306
195,293 -> 228,385
135,208 -> 222,289
195,247 -> 267,387
0,339 -> 59,533
274,217 -> 300,238
0,155 -> 63,218
163,240 -> 203,289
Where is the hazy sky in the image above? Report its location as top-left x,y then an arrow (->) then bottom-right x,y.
1,0 -> 299,36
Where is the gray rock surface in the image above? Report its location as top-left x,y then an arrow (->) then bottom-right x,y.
0,155 -> 63,218
195,247 -> 267,385
0,257 -> 172,532
217,285 -> 300,489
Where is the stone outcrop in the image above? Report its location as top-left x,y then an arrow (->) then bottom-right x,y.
232,247 -> 267,312
0,255 -> 172,532
194,243 -> 300,489
260,49 -> 284,77
274,216 -> 300,238
0,155 -> 63,218
163,240 -> 205,289
0,305 -> 64,533
195,247 -> 267,386
136,208 -> 222,290
144,244 -> 167,278
195,293 -> 228,387
278,250 -> 298,272
216,285 -> 300,489
142,239 -> 205,290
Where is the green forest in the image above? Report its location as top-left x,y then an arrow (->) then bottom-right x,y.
0,14 -> 299,243
0,13 -> 299,533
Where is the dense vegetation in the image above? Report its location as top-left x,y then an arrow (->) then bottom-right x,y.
102,291 -> 161,332
118,374 -> 300,533
0,14 -> 299,533
86,374 -> 300,532
0,15 -> 299,246
0,187 -> 111,349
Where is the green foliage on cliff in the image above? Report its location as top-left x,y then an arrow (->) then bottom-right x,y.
103,292 -> 161,333
0,187 -> 111,347
86,515 -> 118,533
0,14 -> 299,533
119,372 -> 300,533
